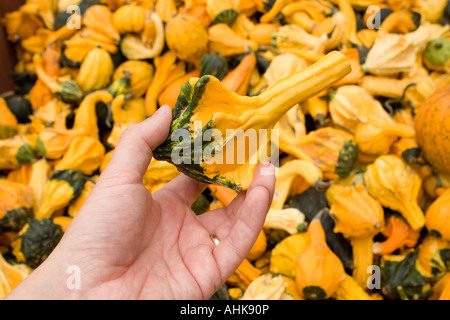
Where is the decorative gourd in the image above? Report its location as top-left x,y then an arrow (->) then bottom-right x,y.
143,159 -> 180,193
326,184 -> 384,287
431,272 -> 450,300
249,23 -> 279,46
273,105 -> 307,157
380,250 -> 433,300
144,51 -> 186,116
294,219 -> 346,300
82,5 -> 120,43
332,274 -> 373,300
158,70 -> 201,109
119,12 -> 165,60
72,90 -> 114,139
241,273 -> 292,300
199,52 -> 228,80
54,136 -> 105,175
246,230 -> 267,262
355,121 -> 416,157
35,169 -> 85,219
107,95 -> 147,147
269,232 -> 309,278
68,176 -> 97,218
37,128 -> 81,160
28,159 -> 51,215
425,188 -> 450,241
271,24 -> 327,54
415,83 -> 450,174
154,0 -> 177,22
390,136 -> 421,165
329,85 -> 394,134
206,0 -> 239,25
301,90 -> 328,125
270,159 -> 324,210
291,127 -> 358,181
165,14 -> 209,65
179,2 -> 213,28
113,61 -> 154,99
0,98 -> 18,140
416,234 -> 450,280
11,218 -> 64,269
0,179 -> 33,233
373,215 -> 420,255
0,253 -> 31,299
208,23 -> 258,57
77,47 -> 114,93
264,208 -> 306,235
365,155 -> 425,231
153,51 -> 351,191
423,37 -> 450,72
33,54 -> 83,103
221,54 -> 257,96
113,4 -> 147,35
0,135 -> 36,170
227,258 -> 262,290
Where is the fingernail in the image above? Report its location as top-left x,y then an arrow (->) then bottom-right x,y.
260,162 -> 275,176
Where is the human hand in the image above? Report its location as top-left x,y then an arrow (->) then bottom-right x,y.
6,105 -> 276,300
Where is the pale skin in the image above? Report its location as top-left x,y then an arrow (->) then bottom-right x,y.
6,105 -> 276,300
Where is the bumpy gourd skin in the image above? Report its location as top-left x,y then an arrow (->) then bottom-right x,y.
154,51 -> 351,191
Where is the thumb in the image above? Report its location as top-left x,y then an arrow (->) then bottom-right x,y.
99,105 -> 172,185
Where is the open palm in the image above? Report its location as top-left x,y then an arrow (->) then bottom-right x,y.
7,105 -> 275,300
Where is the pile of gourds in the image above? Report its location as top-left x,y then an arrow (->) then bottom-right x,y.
1,0 -> 450,300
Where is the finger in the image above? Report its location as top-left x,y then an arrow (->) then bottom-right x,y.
212,163 -> 275,280
99,105 -> 172,185
156,173 -> 207,205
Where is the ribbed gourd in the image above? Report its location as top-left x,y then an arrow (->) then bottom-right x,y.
54,136 -> 105,175
76,47 -> 114,93
206,0 -> 239,25
0,98 -> 18,140
112,61 -> 154,98
11,218 -> 64,269
415,84 -> 450,174
35,169 -> 85,219
326,184 -> 385,288
165,13 -> 209,65
0,179 -> 33,233
153,51 -> 351,192
199,52 -> 229,80
425,188 -> 450,241
113,4 -> 147,35
294,219 -> 346,300
365,155 -> 425,231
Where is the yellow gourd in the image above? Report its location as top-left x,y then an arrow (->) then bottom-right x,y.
77,47 -> 114,93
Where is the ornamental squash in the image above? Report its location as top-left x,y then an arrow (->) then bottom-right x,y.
208,23 -> 258,57
221,54 -> 257,96
264,208 -> 306,235
241,273 -> 293,300
82,5 -> 120,43
11,218 -> 64,269
328,85 -> 394,134
416,234 -> 450,280
199,52 -> 228,80
290,127 -> 359,181
0,179 -> 33,233
113,61 -> 154,98
0,98 -> 18,140
119,12 -> 165,60
415,83 -> 450,174
35,169 -> 85,219
326,184 -> 385,288
0,135 -> 36,170
68,175 -> 97,218
165,14 -> 209,65
206,0 -> 239,25
144,51 -> 186,116
107,95 -> 147,147
425,188 -> 450,241
37,128 -> 82,160
77,47 -> 114,93
355,121 -> 415,157
294,219 -> 346,300
423,37 -> 450,72
269,232 -> 309,278
113,4 -> 147,35
365,155 -> 425,231
153,51 -> 351,192
158,70 -> 201,110
54,136 -> 105,175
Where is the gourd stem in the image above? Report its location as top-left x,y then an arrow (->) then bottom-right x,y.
351,236 -> 374,290
256,51 -> 351,128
